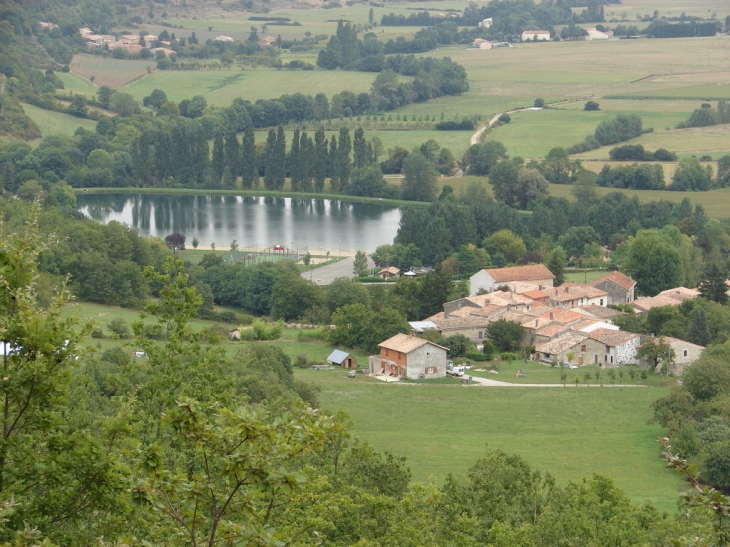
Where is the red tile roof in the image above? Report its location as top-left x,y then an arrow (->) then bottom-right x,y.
483,264 -> 555,283
592,271 -> 636,291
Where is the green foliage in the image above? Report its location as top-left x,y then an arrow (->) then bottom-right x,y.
486,320 -> 523,352
546,246 -> 567,286
625,229 -> 683,296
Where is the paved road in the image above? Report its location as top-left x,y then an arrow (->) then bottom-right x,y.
302,257 -> 375,285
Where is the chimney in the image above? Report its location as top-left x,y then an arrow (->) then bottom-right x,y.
565,286 -> 569,293
535,319 -> 539,327
507,304 -> 511,311
550,312 -> 555,321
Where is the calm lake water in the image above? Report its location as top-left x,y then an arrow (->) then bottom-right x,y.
77,194 -> 402,252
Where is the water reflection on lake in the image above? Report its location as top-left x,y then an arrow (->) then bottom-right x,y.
77,193 -> 403,251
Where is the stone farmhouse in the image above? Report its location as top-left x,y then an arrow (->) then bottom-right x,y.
592,271 -> 636,305
369,333 -> 448,379
469,264 -> 555,295
643,336 -> 705,375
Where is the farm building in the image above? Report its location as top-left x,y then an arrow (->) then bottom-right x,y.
369,333 -> 448,379
521,30 -> 550,41
585,28 -> 610,39
478,17 -> 493,28
592,271 -> 636,305
327,349 -> 358,369
469,264 -> 555,295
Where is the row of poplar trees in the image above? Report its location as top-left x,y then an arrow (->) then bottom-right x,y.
210,126 -> 379,192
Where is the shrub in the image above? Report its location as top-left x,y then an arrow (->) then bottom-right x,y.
653,148 -> 677,161
295,354 -> 309,368
91,327 -> 104,339
534,98 -> 544,108
466,351 -> 489,362
498,113 -> 511,123
584,100 -> 600,111
107,317 -> 131,339
435,119 -> 475,130
501,352 -> 517,361
251,320 -> 284,341
297,328 -> 328,342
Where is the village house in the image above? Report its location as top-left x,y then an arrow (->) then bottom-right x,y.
443,293 -> 534,316
522,289 -> 549,305
39,22 -> 59,30
521,30 -> 551,41
369,333 -> 448,379
592,271 -> 636,305
545,283 -> 608,309
630,287 -> 699,315
534,333 -> 588,364
258,36 -> 277,47
327,349 -> 358,369
478,17 -> 493,28
642,336 -> 705,375
575,305 -> 622,322
377,266 -> 401,280
425,310 -> 497,341
151,47 -> 176,58
584,328 -> 642,367
469,264 -> 555,295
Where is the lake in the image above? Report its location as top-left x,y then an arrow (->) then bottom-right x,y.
77,193 -> 403,252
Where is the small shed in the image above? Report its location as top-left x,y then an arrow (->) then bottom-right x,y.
229,328 -> 241,341
327,349 -> 358,368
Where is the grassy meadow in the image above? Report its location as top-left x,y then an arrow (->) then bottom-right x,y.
300,366 -> 685,512
22,103 -> 97,142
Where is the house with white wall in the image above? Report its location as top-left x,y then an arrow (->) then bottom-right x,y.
469,265 -> 555,295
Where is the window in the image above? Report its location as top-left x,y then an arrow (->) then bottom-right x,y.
604,355 -> 608,362
683,349 -> 688,357
478,331 -> 483,339
610,356 -> 613,363
426,351 -> 431,356
581,345 -> 586,352
600,299 -> 604,306
386,349 -> 390,356
425,366 -> 437,374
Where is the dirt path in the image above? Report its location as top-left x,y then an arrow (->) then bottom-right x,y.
469,376 -> 647,388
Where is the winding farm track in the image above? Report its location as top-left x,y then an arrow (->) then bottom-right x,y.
468,376 -> 647,388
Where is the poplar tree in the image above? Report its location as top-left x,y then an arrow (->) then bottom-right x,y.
275,125 -> 286,190
301,131 -> 313,192
241,127 -> 257,189
338,127 -> 352,188
264,128 -> 277,190
224,129 -> 240,178
353,127 -> 367,169
289,128 -> 301,191
212,132 -> 225,181
329,135 -> 339,191
314,127 -> 328,193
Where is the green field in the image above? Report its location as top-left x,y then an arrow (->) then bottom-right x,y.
298,366 -> 685,512
125,68 -> 380,106
70,54 -> 154,88
56,72 -> 99,98
22,103 -> 97,141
